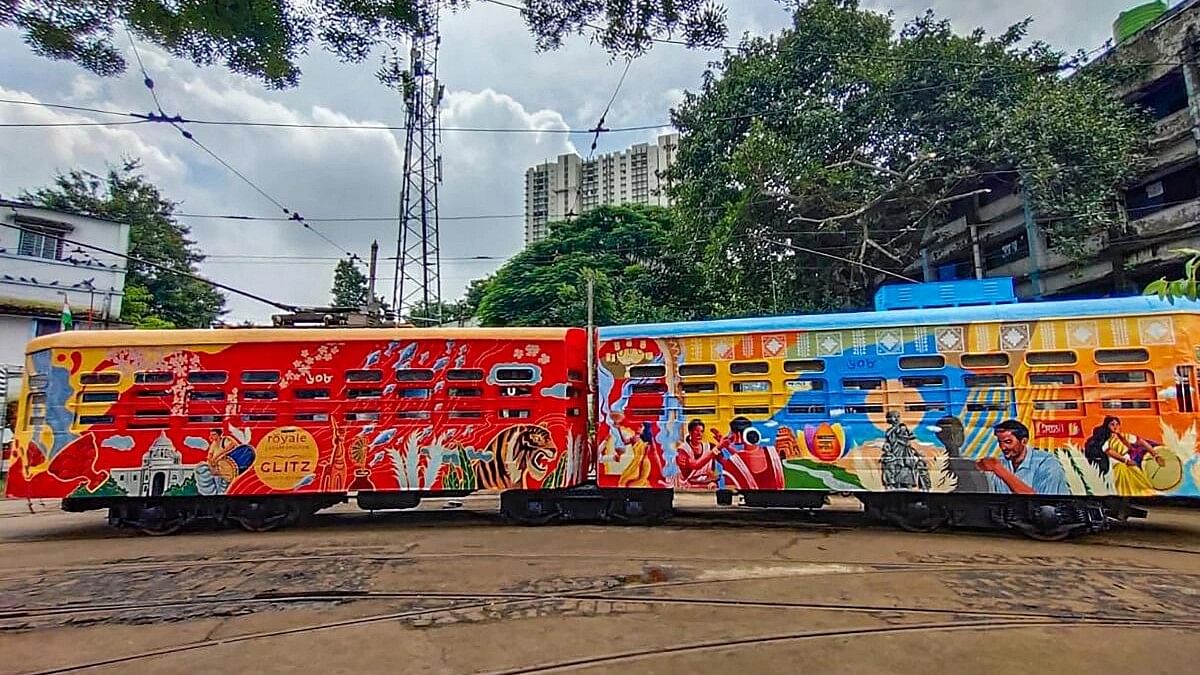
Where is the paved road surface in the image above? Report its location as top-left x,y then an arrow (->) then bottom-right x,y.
0,495 -> 1197,674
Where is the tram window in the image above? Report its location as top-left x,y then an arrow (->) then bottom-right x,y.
1029,372 -> 1079,386
28,375 -> 47,393
1034,400 -> 1080,411
1101,399 -> 1154,410
730,361 -> 769,375
906,402 -> 948,413
242,413 -> 277,422
295,413 -> 330,422
346,369 -> 383,383
899,355 -> 945,370
967,402 -> 1010,412
449,411 -> 483,419
26,394 -> 46,426
80,372 -> 120,385
241,370 -> 280,384
568,408 -> 582,417
680,363 -> 717,377
399,388 -> 431,399
78,414 -> 114,425
628,364 -> 666,379
137,390 -> 170,398
733,406 -> 770,416
632,383 -> 668,394
347,388 -> 383,399
843,378 -> 884,391
787,404 -> 827,415
568,370 -> 584,382
1175,366 -> 1196,413
633,408 -> 665,417
845,404 -> 884,414
397,411 -> 431,420
961,353 -> 1009,368
189,391 -> 226,401
732,380 -> 771,393
188,415 -> 224,423
396,368 -> 434,382
1026,351 -> 1077,366
966,374 -> 1012,389
786,379 -> 825,392
1095,348 -> 1150,364
80,391 -> 119,403
1099,371 -> 1152,384
242,390 -> 278,400
900,376 -> 945,389
783,359 -> 825,373
684,406 -> 717,416
449,368 -> 486,381
682,382 -> 717,394
500,386 -> 532,397
344,411 -> 382,422
295,388 -> 331,399
135,409 -> 171,417
499,409 -> 531,419
135,371 -> 172,384
450,387 -> 482,397
188,371 -> 227,384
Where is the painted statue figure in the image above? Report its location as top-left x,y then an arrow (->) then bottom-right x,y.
880,410 -> 931,491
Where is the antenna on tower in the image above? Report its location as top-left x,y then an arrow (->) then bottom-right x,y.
393,0 -> 443,326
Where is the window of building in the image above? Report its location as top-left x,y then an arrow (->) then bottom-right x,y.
1129,68 -> 1189,120
1126,161 -> 1200,221
17,226 -> 64,260
983,232 -> 1029,270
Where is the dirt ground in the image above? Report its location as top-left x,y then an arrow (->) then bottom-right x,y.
0,494 -> 1196,675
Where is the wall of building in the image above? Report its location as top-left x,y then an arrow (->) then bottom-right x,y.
524,133 -> 679,245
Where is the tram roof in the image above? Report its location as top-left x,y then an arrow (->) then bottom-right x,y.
26,326 -> 580,353
599,295 -> 1200,340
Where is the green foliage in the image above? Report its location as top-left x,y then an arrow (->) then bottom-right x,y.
164,475 -> 199,497
1145,249 -> 1200,303
476,205 -> 712,327
3,1 -> 728,89
70,476 -> 129,498
669,0 -> 1150,313
331,258 -> 368,308
25,161 -> 226,328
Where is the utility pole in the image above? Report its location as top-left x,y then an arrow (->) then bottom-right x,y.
367,240 -> 379,317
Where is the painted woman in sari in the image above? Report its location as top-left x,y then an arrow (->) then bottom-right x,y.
1084,415 -> 1166,496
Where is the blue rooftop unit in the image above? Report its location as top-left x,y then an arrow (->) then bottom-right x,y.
874,277 -> 1018,312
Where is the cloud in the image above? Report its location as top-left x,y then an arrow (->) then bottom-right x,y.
100,435 -> 135,451
184,436 -> 210,450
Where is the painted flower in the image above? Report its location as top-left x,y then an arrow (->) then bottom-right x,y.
538,353 -> 551,365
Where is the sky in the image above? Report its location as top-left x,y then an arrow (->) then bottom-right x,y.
0,0 -> 1170,323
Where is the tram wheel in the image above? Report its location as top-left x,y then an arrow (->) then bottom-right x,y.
233,500 -> 298,533
892,498 -> 946,533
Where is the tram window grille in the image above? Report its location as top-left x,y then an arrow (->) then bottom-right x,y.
449,410 -> 483,419
77,414 -> 114,425
845,404 -> 884,414
1033,400 -> 1080,411
400,388 -> 431,399
632,383 -> 668,394
730,361 -> 769,375
189,391 -> 226,401
80,391 -> 118,403
397,411 -> 431,420
242,390 -> 278,400
81,372 -> 120,385
961,353 -> 1009,368
344,411 -> 381,422
629,364 -> 666,379
346,369 -> 384,383
1175,366 -> 1196,412
1028,372 -> 1079,386
905,402 -> 947,412
187,371 -> 228,384
1026,351 -> 1077,366
1098,370 -> 1152,384
966,402 -> 1010,412
783,359 -> 825,373
135,371 -> 173,384
899,355 -> 945,370
188,415 -> 224,423
347,387 -> 384,399
295,388 -> 331,399
568,370 -> 585,381
396,369 -> 435,382
633,408 -> 665,417
137,390 -> 170,398
684,406 -> 717,416
679,363 -> 717,377
1095,348 -> 1150,364
682,382 -> 716,394
843,378 -> 884,391
500,409 -> 531,419
732,380 -> 771,393
448,369 -> 486,381
786,404 -> 827,415
295,413 -> 330,422
241,370 -> 281,384
450,387 -> 483,397
900,376 -> 945,388
733,406 -> 770,416
1100,399 -> 1154,410
242,413 -> 277,422
966,374 -> 1012,388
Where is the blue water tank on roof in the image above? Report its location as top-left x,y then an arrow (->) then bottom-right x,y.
874,277 -> 1018,311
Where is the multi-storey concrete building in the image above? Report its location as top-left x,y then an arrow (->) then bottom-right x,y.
524,133 -> 679,245
911,0 -> 1200,298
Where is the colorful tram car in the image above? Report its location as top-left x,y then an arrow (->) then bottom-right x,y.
5,328 -> 591,533
595,295 -> 1200,537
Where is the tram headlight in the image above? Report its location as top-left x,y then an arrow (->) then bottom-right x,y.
744,427 -> 762,445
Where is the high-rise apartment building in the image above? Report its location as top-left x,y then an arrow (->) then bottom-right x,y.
524,133 -> 679,245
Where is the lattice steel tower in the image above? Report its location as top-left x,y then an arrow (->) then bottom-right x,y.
393,0 -> 444,325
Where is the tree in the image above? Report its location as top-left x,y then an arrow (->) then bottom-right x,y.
476,205 -> 712,327
26,161 -> 226,328
330,258 -> 368,308
2,1 -> 729,89
1145,249 -> 1200,302
669,0 -> 1150,314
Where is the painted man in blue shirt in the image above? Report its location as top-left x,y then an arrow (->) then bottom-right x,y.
977,419 -> 1069,496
